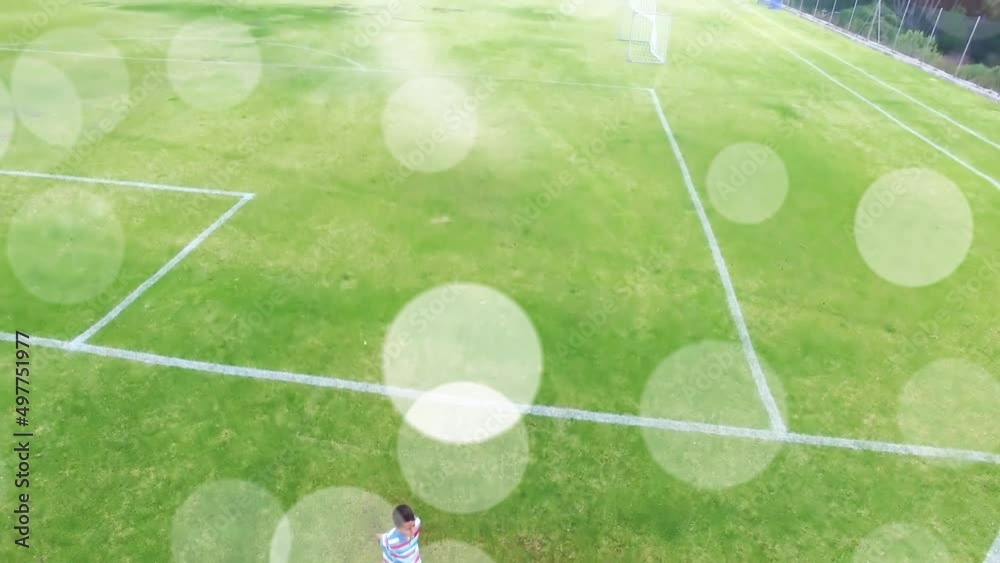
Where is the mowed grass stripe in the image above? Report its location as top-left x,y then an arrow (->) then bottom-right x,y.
1,0 -> 998,560
2,344 -> 999,561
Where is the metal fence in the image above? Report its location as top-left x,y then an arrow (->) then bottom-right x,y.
787,0 -> 1000,97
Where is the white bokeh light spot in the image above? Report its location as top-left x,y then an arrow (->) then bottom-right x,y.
269,486 -> 392,563
640,341 -> 786,489
706,142 -> 789,224
171,479 -> 284,563
382,77 -> 481,173
397,418 -> 530,514
382,282 -> 543,421
168,18 -> 262,111
11,56 -> 81,147
897,359 -> 1000,454
25,28 -> 131,145
853,522 -> 951,562
403,382 -> 523,444
854,168 -> 973,287
7,187 -> 124,304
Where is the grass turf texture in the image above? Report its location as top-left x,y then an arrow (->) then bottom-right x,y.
1,0 -> 999,561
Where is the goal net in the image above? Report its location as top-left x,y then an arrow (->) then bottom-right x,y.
625,7 -> 670,64
618,0 -> 656,40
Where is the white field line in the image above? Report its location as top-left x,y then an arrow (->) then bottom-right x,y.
0,169 -> 252,198
107,35 -> 368,70
745,11 -> 1000,191
647,88 -> 788,435
986,529 -> 1000,563
70,194 -> 254,345
767,10 -> 1000,151
784,6 -> 1000,103
0,45 -> 641,92
2,331 -> 999,465
802,40 -> 1000,151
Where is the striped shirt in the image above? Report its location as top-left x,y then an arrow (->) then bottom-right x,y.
380,516 -> 421,563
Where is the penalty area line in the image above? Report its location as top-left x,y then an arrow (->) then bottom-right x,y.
647,87 -> 788,435
0,168 -> 253,197
70,194 -> 254,345
2,332 -> 998,466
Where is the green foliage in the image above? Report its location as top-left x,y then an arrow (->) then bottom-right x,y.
956,62 -> 1000,90
839,3 -> 899,41
831,2 -> 999,90
894,29 -> 940,61
987,0 -> 1000,18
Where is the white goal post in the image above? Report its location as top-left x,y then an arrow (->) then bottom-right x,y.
618,0 -> 670,65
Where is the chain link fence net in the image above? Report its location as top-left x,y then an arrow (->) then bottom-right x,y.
789,0 -> 1000,95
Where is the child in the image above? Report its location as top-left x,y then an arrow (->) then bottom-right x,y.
375,504 -> 422,563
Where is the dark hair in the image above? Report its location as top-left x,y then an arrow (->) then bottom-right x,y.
392,504 -> 416,527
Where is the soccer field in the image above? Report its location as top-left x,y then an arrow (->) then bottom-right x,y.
1,0 -> 999,561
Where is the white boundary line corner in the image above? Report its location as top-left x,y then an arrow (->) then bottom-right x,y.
646,87 -> 788,435
70,193 -> 254,345
2,168 -> 255,344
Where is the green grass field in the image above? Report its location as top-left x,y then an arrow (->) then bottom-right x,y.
1,0 -> 999,561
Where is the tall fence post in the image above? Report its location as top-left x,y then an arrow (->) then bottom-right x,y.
813,0 -> 820,16
893,0 -> 911,48
876,0 -> 882,43
846,0 -> 860,31
867,1 -> 877,40
957,15 -> 981,73
930,7 -> 943,39
829,0 -> 838,23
